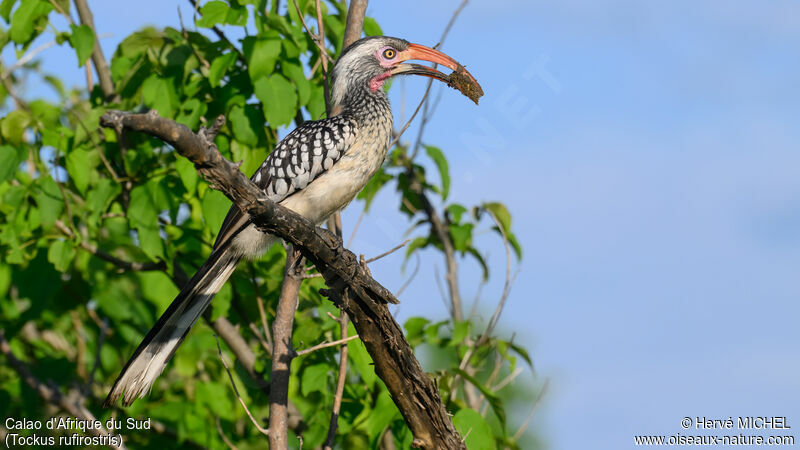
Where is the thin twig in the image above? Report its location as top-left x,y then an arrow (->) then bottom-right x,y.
406,0 -> 470,160
395,252 -> 420,297
365,238 -> 411,264
55,220 -> 166,271
322,311 -> 350,449
248,322 -> 272,356
49,0 -> 74,24
256,294 -> 273,351
214,335 -> 270,436
1,40 -> 57,78
53,149 -> 76,232
216,416 -> 239,450
476,209 -> 518,346
491,367 -> 523,393
346,209 -> 366,247
295,334 -> 359,357
178,6 -> 210,69
513,379 -> 549,441
388,85 -> 431,150
291,0 -> 335,65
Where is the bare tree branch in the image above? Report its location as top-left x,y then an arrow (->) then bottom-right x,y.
268,247 -> 303,449
322,312 -> 349,450
343,0 -> 368,47
99,109 -> 465,449
73,0 -> 117,101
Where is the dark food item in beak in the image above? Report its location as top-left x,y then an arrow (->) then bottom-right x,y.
447,67 -> 483,104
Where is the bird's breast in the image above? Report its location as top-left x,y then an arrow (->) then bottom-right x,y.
279,120 -> 391,225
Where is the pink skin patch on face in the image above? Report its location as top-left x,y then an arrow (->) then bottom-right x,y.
369,46 -> 399,92
370,72 -> 392,91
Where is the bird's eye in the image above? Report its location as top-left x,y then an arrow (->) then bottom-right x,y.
382,48 -> 396,59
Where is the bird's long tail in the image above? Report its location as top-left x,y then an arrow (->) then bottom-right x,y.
104,249 -> 240,407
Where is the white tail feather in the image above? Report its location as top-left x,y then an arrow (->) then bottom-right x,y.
105,257 -> 238,406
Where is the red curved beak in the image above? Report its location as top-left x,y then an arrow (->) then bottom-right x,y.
390,43 -> 483,104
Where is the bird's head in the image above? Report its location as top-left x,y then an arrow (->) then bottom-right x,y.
330,36 -> 483,112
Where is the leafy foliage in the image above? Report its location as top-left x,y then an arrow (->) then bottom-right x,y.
0,1 -> 539,449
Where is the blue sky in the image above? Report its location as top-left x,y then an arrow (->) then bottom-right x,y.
5,1 -> 800,448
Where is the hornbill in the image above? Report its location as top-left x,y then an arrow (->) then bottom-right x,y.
105,35 -> 482,407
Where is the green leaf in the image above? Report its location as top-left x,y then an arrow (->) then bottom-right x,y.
128,184 -> 164,261
244,36 -> 281,81
451,320 -> 470,346
176,98 -> 207,129
453,368 -> 506,429
404,317 -> 429,341
201,188 -> 230,233
195,0 -> 228,28
254,74 -> 298,127
138,271 -> 179,309
449,223 -> 473,252
481,202 -> 522,259
86,178 -> 120,219
0,145 -> 21,182
65,148 -> 90,194
210,282 -> 231,321
467,247 -> 489,281
35,176 -> 64,228
1,110 -> 30,144
507,232 -> 523,260
347,331 -> 376,388
361,390 -> 399,440
208,52 -> 237,87
9,0 -> 52,44
482,202 -> 511,234
362,17 -> 383,37
301,363 -> 328,396
509,341 -> 534,368
447,203 -> 467,223
452,409 -> 496,450
68,24 -> 94,67
47,239 -> 75,272
281,61 -> 310,106
307,83 -> 326,120
175,156 -> 198,195
141,75 -> 178,117
0,0 -> 17,23
228,104 -> 260,147
195,382 -> 233,419
404,236 -> 429,260
425,145 -> 450,200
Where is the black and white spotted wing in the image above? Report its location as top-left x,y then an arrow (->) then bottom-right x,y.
212,116 -> 357,250
255,116 -> 357,202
